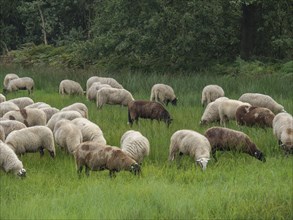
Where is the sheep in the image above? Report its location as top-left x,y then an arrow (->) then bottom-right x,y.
204,127 -> 266,162
3,73 -> 19,89
46,110 -> 83,131
236,105 -> 275,128
59,79 -> 84,96
86,76 -> 123,90
0,101 -> 20,117
25,102 -> 51,109
272,112 -> 293,154
71,118 -> 107,145
3,77 -> 34,95
120,130 -> 150,164
0,140 -> 26,177
200,97 -> 229,125
86,82 -> 111,101
8,97 -> 34,109
96,87 -> 134,109
2,108 -> 47,127
0,120 -> 27,140
0,126 -> 4,141
128,100 -> 173,127
40,107 -> 60,122
61,102 -> 88,119
238,93 -> 285,114
5,126 -> 56,158
168,129 -> 211,171
53,119 -> 83,154
201,85 -> 225,107
150,83 -> 177,106
74,141 -> 141,177
218,99 -> 251,126
0,93 -> 6,103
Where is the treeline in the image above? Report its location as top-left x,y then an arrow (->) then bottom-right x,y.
1,0 -> 292,71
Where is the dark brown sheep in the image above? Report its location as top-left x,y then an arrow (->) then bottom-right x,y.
128,100 -> 172,127
74,141 -> 141,177
236,105 -> 275,128
204,127 -> 266,162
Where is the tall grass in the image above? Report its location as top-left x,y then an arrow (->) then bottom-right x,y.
0,65 -> 292,219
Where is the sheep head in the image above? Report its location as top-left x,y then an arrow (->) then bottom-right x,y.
130,163 -> 141,176
196,158 -> 210,171
254,150 -> 266,162
17,168 -> 26,177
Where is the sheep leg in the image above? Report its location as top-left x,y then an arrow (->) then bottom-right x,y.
77,166 -> 83,177
212,148 -> 218,162
39,147 -> 44,157
109,170 -> 116,178
85,166 -> 90,176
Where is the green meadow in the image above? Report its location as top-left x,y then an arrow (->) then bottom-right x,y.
0,65 -> 292,219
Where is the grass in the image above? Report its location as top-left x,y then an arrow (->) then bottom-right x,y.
0,64 -> 293,219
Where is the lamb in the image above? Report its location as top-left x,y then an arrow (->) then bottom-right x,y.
46,110 -> 83,131
74,141 -> 141,177
200,97 -> 229,125
0,120 -> 27,140
128,100 -> 173,127
120,130 -> 150,164
236,105 -> 275,128
86,76 -> 123,90
86,82 -> 111,101
96,87 -> 134,109
238,93 -> 285,114
53,119 -> 82,154
0,140 -> 26,177
204,127 -> 266,162
272,112 -> 293,154
3,73 -> 19,89
2,108 -> 47,127
8,97 -> 34,109
59,79 -> 84,96
168,129 -> 211,171
0,93 -> 6,103
5,126 -> 56,158
61,102 -> 88,119
3,77 -> 34,95
71,118 -> 107,145
0,101 -> 20,117
150,83 -> 177,106
201,85 -> 225,107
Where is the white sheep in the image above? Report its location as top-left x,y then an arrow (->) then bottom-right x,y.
238,93 -> 285,114
86,82 -> 111,101
0,120 -> 27,140
201,85 -> 225,107
5,126 -> 56,158
59,79 -> 84,96
61,102 -> 88,119
168,129 -> 211,171
4,77 -> 34,95
272,112 -> 293,154
71,118 -> 107,145
150,83 -> 177,106
46,110 -> 83,131
0,101 -> 20,117
96,87 -> 134,109
40,107 -> 60,123
0,140 -> 26,177
8,97 -> 34,109
120,130 -> 150,164
53,119 -> 82,154
86,76 -> 123,90
0,93 -> 6,103
200,97 -> 229,125
3,73 -> 19,89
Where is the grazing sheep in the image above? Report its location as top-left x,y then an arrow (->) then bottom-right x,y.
46,110 -> 83,131
2,108 -> 47,127
53,119 -> 82,154
0,101 -> 20,117
150,83 -> 177,106
0,93 -> 6,103
0,120 -> 26,140
5,126 -> 56,158
96,87 -> 134,109
0,140 -> 26,177
0,126 -> 4,141
74,142 -> 141,177
238,93 -> 285,114
236,105 -> 275,128
168,130 -> 211,171
120,130 -> 150,164
71,118 -> 107,145
128,100 -> 173,127
59,79 -> 84,96
61,102 -> 88,119
86,76 -> 123,90
3,73 -> 19,89
200,97 -> 229,125
218,99 -> 251,126
3,77 -> 34,95
272,112 -> 293,154
86,82 -> 111,101
201,85 -> 225,107
204,127 -> 266,162
8,97 -> 34,109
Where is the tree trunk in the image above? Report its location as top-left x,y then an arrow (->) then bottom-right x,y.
38,3 -> 47,45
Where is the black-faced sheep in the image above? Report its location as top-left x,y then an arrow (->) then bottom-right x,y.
0,120 -> 27,140
150,83 -> 177,106
3,73 -> 19,89
86,76 -> 123,91
168,129 -> 211,171
86,82 -> 111,101
59,79 -> 84,96
128,100 -> 173,127
236,105 -> 275,128
0,101 -> 20,117
61,102 -> 88,119
74,142 -> 141,177
46,110 -> 83,131
8,97 -> 34,109
3,77 -> 34,95
204,127 -> 266,162
201,85 -> 225,107
0,93 -> 6,103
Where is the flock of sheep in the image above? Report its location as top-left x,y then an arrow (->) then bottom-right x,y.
0,73 -> 292,178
